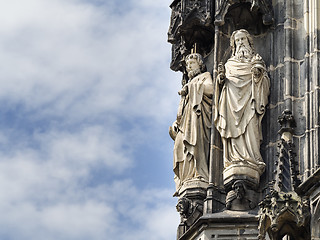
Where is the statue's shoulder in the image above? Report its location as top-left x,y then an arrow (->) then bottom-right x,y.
225,57 -> 253,68
199,71 -> 212,79
226,57 -> 243,64
225,58 -> 236,66
190,72 -> 212,83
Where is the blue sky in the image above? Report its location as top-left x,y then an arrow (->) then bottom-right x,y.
0,0 -> 181,239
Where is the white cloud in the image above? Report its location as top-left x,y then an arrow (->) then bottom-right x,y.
0,124 -> 179,239
39,126 -> 132,174
0,0 -> 180,124
0,158 -> 179,239
101,180 -> 179,240
0,0 -> 180,239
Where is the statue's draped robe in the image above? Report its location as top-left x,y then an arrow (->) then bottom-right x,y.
214,58 -> 270,172
174,72 -> 213,190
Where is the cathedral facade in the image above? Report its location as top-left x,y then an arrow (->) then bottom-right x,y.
168,0 -> 320,239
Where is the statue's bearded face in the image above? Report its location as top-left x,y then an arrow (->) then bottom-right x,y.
234,182 -> 245,199
176,199 -> 189,214
186,59 -> 201,79
234,32 -> 253,61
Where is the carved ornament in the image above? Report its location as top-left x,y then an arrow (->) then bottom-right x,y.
258,190 -> 310,240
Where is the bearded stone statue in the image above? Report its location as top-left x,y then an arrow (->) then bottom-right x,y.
170,53 -> 213,195
214,29 -> 270,186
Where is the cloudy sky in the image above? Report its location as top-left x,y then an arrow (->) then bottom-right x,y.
0,0 -> 181,239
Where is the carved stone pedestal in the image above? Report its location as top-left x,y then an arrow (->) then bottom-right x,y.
177,179 -> 209,198
179,210 -> 261,240
223,164 -> 262,189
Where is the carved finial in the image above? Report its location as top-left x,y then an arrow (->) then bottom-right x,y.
278,109 -> 296,141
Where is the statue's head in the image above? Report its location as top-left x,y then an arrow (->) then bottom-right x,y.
176,197 -> 190,215
185,53 -> 205,79
233,180 -> 246,199
230,29 -> 255,60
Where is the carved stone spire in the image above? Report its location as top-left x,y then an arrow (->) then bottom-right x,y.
274,110 -> 300,192
258,110 -> 310,240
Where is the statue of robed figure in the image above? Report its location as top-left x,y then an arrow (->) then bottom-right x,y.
214,29 -> 270,186
170,53 -> 213,195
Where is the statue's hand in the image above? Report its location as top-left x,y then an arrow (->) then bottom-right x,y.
169,121 -> 179,140
217,62 -> 225,85
218,62 -> 225,74
251,67 -> 263,82
218,73 -> 225,85
178,86 -> 188,96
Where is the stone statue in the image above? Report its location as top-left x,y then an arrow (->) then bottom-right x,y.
214,29 -> 270,186
170,53 -> 213,194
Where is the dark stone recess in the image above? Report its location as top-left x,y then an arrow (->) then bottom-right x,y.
265,105 -> 284,144
218,2 -> 271,35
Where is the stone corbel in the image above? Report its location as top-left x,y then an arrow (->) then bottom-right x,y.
225,180 -> 258,211
176,197 -> 204,239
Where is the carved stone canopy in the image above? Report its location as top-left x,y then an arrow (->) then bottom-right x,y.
168,0 -> 214,44
215,0 -> 274,26
168,0 -> 214,72
258,191 -> 310,240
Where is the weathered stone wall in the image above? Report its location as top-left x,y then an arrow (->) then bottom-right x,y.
266,0 -> 320,183
211,0 -> 320,193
